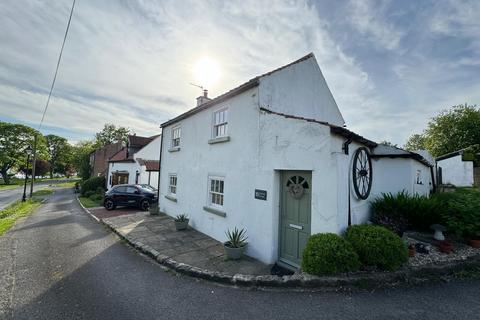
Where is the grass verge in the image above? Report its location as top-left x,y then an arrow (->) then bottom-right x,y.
0,199 -> 43,235
0,184 -> 20,191
32,189 -> 54,197
78,196 -> 103,208
55,181 -> 78,188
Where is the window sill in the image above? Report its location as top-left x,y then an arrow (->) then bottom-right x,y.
203,206 -> 226,217
165,195 -> 177,202
208,136 -> 230,145
168,147 -> 180,152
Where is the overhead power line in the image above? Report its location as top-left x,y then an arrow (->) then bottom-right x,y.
39,0 -> 76,130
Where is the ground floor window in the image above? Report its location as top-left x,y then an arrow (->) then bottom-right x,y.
112,172 -> 129,186
209,176 -> 224,207
169,174 -> 177,195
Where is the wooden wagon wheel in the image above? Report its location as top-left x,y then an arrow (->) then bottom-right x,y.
352,147 -> 372,200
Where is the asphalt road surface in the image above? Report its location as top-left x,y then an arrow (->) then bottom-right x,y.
0,188 -> 479,320
0,180 -> 68,210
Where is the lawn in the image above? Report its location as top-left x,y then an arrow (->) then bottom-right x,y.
78,196 -> 103,208
32,189 -> 54,197
0,199 -> 43,235
0,184 -> 20,191
55,180 -> 79,188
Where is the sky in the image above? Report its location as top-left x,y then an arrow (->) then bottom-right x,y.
0,0 -> 479,145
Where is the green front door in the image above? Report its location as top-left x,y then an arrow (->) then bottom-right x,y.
279,171 -> 312,268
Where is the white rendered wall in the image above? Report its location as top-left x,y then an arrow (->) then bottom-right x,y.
107,162 -> 140,189
258,56 -> 345,126
438,155 -> 474,187
134,136 -> 161,161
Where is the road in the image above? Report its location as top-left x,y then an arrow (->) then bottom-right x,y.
0,180 -> 68,210
0,188 -> 479,320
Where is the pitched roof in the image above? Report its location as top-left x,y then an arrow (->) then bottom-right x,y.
108,147 -> 128,162
128,135 -> 154,148
259,107 -> 378,148
161,53 -> 315,128
137,159 -> 160,171
371,144 -> 433,167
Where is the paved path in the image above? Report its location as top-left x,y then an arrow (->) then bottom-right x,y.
1,188 -> 479,320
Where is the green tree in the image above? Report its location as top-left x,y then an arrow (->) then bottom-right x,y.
379,140 -> 398,148
72,140 -> 96,180
95,123 -> 131,147
0,122 -> 42,184
424,104 -> 480,156
404,134 -> 427,151
45,134 -> 70,179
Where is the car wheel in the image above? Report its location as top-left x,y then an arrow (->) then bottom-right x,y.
104,199 -> 115,211
140,199 -> 150,211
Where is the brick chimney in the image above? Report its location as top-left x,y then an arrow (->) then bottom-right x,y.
196,89 -> 211,107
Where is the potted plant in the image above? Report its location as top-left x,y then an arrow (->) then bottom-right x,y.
224,227 -> 248,260
438,240 -> 453,254
174,214 -> 189,231
408,244 -> 416,257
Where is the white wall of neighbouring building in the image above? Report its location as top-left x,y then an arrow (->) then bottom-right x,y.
438,155 -> 474,187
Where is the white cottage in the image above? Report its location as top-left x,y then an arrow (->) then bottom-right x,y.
107,134 -> 161,190
436,149 -> 475,187
157,53 -> 433,268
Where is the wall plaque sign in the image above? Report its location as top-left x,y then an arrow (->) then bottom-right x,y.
254,189 -> 267,200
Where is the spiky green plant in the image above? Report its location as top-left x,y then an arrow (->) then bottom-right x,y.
224,227 -> 248,248
174,213 -> 189,222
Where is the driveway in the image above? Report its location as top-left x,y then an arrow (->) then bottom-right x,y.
0,187 -> 479,320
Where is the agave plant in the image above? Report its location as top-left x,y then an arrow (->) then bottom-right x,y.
174,213 -> 189,222
224,227 -> 248,248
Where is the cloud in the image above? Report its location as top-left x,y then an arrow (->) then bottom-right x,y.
346,0 -> 404,50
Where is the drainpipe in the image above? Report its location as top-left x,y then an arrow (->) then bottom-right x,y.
430,165 -> 436,194
157,131 -> 163,199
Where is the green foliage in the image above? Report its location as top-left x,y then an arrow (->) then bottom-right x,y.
72,140 -> 96,180
224,227 -> 248,248
95,123 -> 131,147
78,196 -> 102,208
80,176 -> 105,196
46,134 -> 74,178
0,121 -> 45,184
405,104 -> 480,159
404,133 -> 426,151
301,233 -> 360,276
88,193 -> 103,202
434,189 -> 480,239
370,191 -> 444,231
345,225 -> 408,271
174,213 -> 189,222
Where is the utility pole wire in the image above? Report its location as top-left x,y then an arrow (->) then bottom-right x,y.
39,0 -> 76,130
30,0 -> 76,197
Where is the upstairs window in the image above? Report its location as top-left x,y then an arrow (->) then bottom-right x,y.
416,170 -> 423,184
213,108 -> 228,138
171,127 -> 181,147
209,176 -> 224,207
169,174 -> 177,195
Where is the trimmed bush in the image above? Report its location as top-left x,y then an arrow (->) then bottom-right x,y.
80,176 -> 105,196
370,191 -> 444,231
345,225 -> 408,271
302,233 -> 360,276
88,193 -> 103,202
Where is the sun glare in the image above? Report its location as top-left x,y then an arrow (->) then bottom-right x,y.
194,57 -> 221,89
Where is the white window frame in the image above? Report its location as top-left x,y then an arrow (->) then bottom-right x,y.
208,176 -> 224,208
168,174 -> 177,195
171,126 -> 181,148
212,108 -> 228,138
416,170 -> 423,185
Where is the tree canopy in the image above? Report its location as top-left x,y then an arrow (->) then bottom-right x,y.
95,123 -> 131,147
404,104 -> 480,157
0,121 -> 44,184
45,134 -> 71,179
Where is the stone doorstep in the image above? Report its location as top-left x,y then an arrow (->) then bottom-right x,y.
90,206 -> 480,288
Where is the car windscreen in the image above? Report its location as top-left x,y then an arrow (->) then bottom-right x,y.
139,185 -> 157,192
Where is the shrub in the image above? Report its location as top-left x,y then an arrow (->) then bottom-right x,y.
302,233 -> 360,276
370,191 -> 443,231
80,176 -> 105,196
88,193 -> 103,202
435,189 -> 480,239
84,190 -> 96,198
345,225 -> 408,271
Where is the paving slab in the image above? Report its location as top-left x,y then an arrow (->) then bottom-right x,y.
103,212 -> 271,276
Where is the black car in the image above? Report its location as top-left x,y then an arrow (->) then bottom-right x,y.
104,184 -> 158,211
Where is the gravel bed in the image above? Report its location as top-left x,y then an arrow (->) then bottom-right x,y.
406,236 -> 480,267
